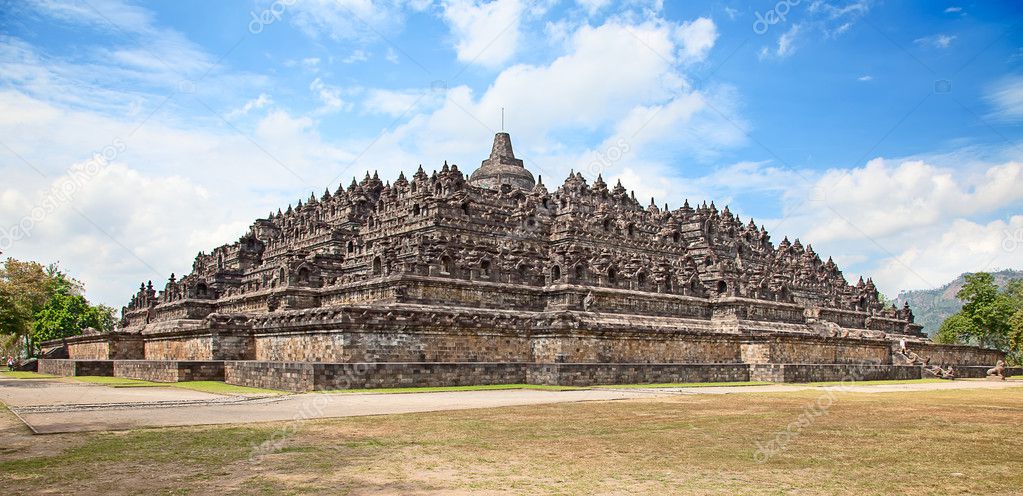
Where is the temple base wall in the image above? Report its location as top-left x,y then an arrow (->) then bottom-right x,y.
226,361 -> 528,391
37,359 -> 1020,392
252,330 -> 532,363
114,360 -> 225,382
740,337 -> 891,365
906,342 -> 1002,366
527,363 -> 750,386
749,364 -> 921,382
38,359 -> 113,377
67,334 -> 145,360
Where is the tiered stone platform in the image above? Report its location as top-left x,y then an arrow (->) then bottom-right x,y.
38,357 -> 1019,392
41,133 -> 1009,391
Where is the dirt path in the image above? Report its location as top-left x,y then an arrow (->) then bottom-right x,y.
2,375 -> 1021,435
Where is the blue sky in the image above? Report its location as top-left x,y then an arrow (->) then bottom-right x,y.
1,0 -> 1021,307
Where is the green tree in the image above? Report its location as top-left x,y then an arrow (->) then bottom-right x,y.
937,272 -> 1023,365
31,274 -> 114,343
0,259 -> 55,356
1,258 -> 113,355
935,313 -> 980,344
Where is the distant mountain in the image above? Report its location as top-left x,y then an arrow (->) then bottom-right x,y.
893,269 -> 1023,337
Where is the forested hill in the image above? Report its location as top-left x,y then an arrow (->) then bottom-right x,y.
894,269 -> 1023,337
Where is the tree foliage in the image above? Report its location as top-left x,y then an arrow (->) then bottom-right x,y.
936,272 -> 1023,365
0,257 -> 113,355
0,259 -> 54,354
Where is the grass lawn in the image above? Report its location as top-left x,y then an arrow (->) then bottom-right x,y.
71,376 -> 284,395
804,378 -> 950,387
1,386 -> 1021,494
317,383 -> 587,394
594,381 -> 774,388
0,371 -> 56,379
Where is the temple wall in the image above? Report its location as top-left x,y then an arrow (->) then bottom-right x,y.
907,342 -> 1003,366
225,361 -> 528,392
739,337 -> 889,365
750,364 -> 920,382
213,333 -> 256,360
731,300 -> 807,324
225,361 -> 316,391
66,335 -> 144,360
818,308 -> 869,329
527,363 -> 750,386
583,292 -> 712,318
38,359 -> 113,377
253,330 -> 532,363
530,334 -> 742,363
400,279 -> 547,311
68,341 -> 110,360
145,335 -> 215,360
114,360 -> 225,382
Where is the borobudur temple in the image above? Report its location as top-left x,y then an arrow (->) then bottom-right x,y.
39,133 -> 1007,390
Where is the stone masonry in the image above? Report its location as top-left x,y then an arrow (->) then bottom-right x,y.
44,133 -> 1005,388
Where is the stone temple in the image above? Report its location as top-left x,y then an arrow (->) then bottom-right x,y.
41,133 -> 1005,390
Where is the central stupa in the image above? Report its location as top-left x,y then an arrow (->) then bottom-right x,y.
468,132 -> 535,190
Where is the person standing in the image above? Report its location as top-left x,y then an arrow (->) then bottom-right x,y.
6,355 -> 13,372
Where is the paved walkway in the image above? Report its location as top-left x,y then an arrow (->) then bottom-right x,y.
2,375 -> 1020,434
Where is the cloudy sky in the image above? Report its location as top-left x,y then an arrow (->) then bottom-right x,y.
1,0 -> 1021,307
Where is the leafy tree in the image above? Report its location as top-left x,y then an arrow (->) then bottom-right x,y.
31,274 -> 114,343
1,258 -> 113,355
935,313 -> 980,345
89,304 -> 118,333
937,272 -> 1023,365
0,259 -> 55,355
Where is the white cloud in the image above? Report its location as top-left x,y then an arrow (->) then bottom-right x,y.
1,3 -> 742,310
309,78 -> 348,115
225,93 -> 272,120
808,0 -> 870,20
342,50 -> 369,64
441,0 -> 525,68
914,34 -> 956,49
808,0 -> 870,37
675,17 -> 718,63
857,75 -> 873,81
761,24 -> 801,59
760,154 -> 1023,294
289,0 -> 408,42
363,89 -> 438,117
871,216 -> 1023,294
576,0 -> 611,16
985,76 -> 1023,122
944,6 -> 962,13
0,89 -> 357,306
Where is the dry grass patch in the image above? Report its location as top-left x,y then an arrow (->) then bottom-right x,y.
1,387 -> 1021,494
